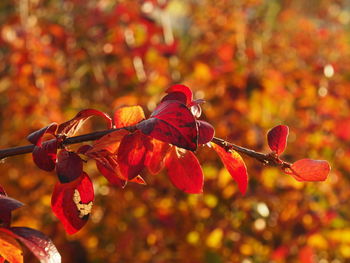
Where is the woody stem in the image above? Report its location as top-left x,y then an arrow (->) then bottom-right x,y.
0,129 -> 289,169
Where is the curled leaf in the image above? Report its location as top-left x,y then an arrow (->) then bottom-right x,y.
165,147 -> 204,194
56,150 -> 83,183
267,125 -> 289,155
212,143 -> 248,195
57,109 -> 112,137
136,101 -> 198,151
197,120 -> 215,145
289,159 -> 331,182
0,195 -> 24,226
51,173 -> 94,234
189,99 -> 205,118
113,106 -> 145,128
27,123 -> 58,146
32,139 -> 58,172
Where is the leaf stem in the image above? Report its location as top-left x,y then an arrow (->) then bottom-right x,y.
0,127 -> 135,160
211,137 -> 292,169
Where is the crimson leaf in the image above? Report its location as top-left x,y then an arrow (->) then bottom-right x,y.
267,125 -> 289,155
32,139 -> 58,172
56,149 -> 83,183
51,173 -> 94,234
212,143 -> 248,195
165,147 -> 204,194
136,101 -> 198,151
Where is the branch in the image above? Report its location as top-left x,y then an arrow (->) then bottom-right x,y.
0,129 -> 290,170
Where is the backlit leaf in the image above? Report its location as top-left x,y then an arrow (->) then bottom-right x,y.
51,173 -> 94,234
117,132 -> 150,180
89,130 -> 129,154
6,227 -> 61,263
197,120 -> 215,145
136,101 -> 198,151
27,123 -> 58,146
267,125 -> 289,155
56,149 -> 83,183
0,230 -> 23,263
113,106 -> 145,128
212,143 -> 248,195
95,155 -> 126,187
289,159 -> 331,182
144,138 -> 170,175
32,139 -> 58,172
57,109 -> 112,137
165,147 -> 204,194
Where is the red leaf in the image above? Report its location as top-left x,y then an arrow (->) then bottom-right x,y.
136,101 -> 198,151
27,123 -> 58,146
51,173 -> 94,234
197,120 -> 215,145
88,130 -> 129,154
113,106 -> 145,128
0,195 -> 24,226
32,139 -> 58,172
56,149 -> 83,183
289,159 -> 331,182
3,227 -> 61,263
117,132 -> 150,180
212,143 -> 248,195
57,109 -> 112,136
162,84 -> 193,105
95,156 -> 126,187
161,92 -> 188,105
144,138 -> 170,175
267,125 -> 289,155
0,230 -> 23,263
165,147 -> 204,194
76,144 -> 93,154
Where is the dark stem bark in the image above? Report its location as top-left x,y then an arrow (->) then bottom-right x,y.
0,129 -> 291,169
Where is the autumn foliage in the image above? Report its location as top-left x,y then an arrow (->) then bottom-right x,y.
0,0 -> 347,262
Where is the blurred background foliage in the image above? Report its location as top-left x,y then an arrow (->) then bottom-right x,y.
0,0 -> 349,262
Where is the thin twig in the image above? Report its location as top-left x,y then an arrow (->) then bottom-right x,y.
0,130 -> 291,170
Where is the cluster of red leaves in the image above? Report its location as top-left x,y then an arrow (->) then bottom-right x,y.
267,125 -> 330,181
26,85 -> 330,235
0,185 -> 60,263
26,85 -> 245,234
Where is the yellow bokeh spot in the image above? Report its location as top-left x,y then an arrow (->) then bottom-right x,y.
194,62 -> 211,82
87,236 -> 98,249
218,168 -> 232,188
308,234 -> 328,249
206,228 -> 223,249
187,231 -> 200,245
204,194 -> 218,208
340,244 -> 350,258
240,244 -> 253,255
147,234 -> 157,245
